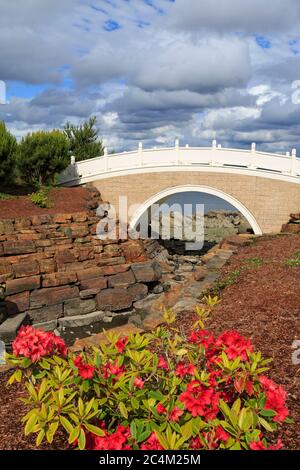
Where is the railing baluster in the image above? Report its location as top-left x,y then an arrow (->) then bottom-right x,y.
291,149 -> 297,176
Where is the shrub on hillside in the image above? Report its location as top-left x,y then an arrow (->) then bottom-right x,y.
29,186 -> 53,208
0,121 -> 17,182
7,306 -> 290,451
17,130 -> 69,186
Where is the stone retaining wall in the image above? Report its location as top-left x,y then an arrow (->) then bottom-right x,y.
0,188 -> 161,343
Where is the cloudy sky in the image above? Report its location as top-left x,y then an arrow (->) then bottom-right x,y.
1,0 -> 300,152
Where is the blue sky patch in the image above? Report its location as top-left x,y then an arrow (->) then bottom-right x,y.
255,35 -> 272,49
104,19 -> 121,31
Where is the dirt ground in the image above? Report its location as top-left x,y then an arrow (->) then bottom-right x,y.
0,187 -> 93,219
177,234 -> 300,450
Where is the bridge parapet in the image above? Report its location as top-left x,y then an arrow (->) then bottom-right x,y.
59,140 -> 300,186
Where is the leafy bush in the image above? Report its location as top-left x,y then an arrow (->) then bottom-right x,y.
64,117 -> 104,162
29,187 -> 53,208
0,121 -> 17,181
7,306 -> 290,451
17,130 -> 69,186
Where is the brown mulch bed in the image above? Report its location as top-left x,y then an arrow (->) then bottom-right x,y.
0,369 -> 69,450
177,234 -> 300,450
0,187 -> 93,219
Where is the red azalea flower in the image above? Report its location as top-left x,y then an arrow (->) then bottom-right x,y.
189,330 -> 215,350
156,403 -> 167,415
250,439 -> 283,451
214,426 -> 230,442
179,381 -> 220,419
74,355 -> 83,368
190,436 -> 203,450
12,326 -> 67,362
134,377 -> 144,389
158,356 -> 169,371
115,336 -> 129,353
74,355 -> 95,379
102,361 -> 125,380
245,379 -> 254,396
216,331 -> 253,361
140,432 -> 163,450
78,363 -> 95,380
169,406 -> 183,422
175,362 -> 196,378
92,425 -> 131,450
259,376 -> 289,422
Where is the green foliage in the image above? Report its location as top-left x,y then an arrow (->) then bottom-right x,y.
29,187 -> 52,208
193,295 -> 220,329
244,257 -> 263,268
285,251 -> 300,267
0,121 -> 17,182
207,257 -> 264,297
64,117 -> 104,161
17,130 -> 69,186
207,270 -> 241,296
0,192 -> 14,200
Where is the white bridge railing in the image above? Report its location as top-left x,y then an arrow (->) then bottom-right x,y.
59,140 -> 300,185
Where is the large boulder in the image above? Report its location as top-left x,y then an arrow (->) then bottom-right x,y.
131,262 -> 162,283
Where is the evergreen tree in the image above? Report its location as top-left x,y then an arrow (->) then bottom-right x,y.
64,116 -> 104,161
17,130 -> 69,187
0,121 -> 17,182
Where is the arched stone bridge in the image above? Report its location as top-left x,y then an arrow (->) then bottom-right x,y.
59,140 -> 300,234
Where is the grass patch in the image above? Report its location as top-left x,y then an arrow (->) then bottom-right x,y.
243,257 -> 263,268
0,192 -> 15,200
206,257 -> 264,296
286,251 -> 300,267
206,269 -> 242,296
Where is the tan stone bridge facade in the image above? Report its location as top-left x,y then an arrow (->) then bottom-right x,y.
60,142 -> 300,234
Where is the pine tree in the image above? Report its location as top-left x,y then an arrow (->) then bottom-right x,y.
17,130 -> 69,186
64,116 -> 104,161
0,121 -> 17,181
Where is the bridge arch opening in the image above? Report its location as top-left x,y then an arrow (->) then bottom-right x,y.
129,185 -> 263,247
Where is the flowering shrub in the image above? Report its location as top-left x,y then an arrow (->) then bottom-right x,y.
6,304 -> 291,450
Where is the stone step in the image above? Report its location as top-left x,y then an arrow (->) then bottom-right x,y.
0,312 -> 29,344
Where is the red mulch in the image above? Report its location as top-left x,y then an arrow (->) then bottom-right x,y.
0,369 -> 69,450
0,187 -> 92,219
177,234 -> 300,450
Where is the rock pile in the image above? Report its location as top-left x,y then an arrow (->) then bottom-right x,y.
0,188 -> 162,345
281,213 -> 300,234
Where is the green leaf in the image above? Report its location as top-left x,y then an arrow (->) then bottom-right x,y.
84,424 -> 105,437
60,416 -> 74,434
260,409 -> 276,418
119,402 -> 128,419
78,428 -> 86,450
36,429 -> 45,446
68,425 -> 80,444
230,441 -> 242,450
258,417 -> 274,432
180,420 -> 194,441
38,379 -> 48,401
149,391 -> 164,401
176,349 -> 188,356
24,413 -> 38,436
155,431 -> 169,450
232,398 -> 241,417
78,397 -> 84,417
131,397 -> 139,410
